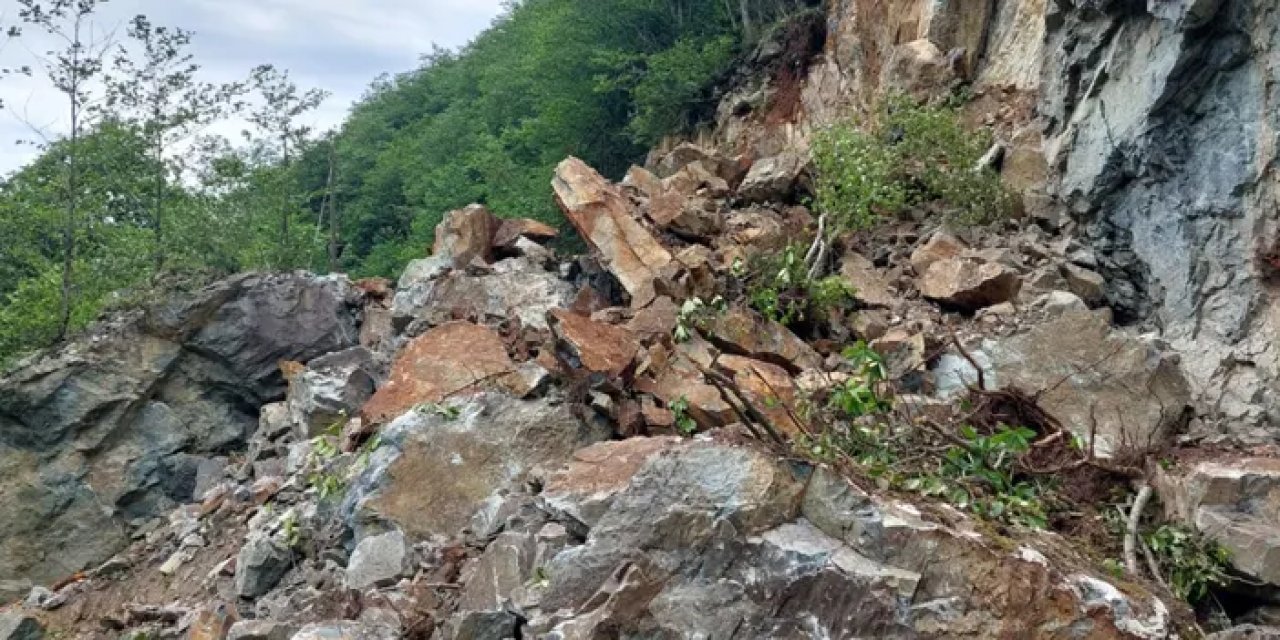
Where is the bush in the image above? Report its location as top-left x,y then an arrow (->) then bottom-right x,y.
743,245 -> 854,327
810,96 -> 1015,230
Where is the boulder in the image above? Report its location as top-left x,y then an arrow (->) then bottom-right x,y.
910,231 -> 967,274
1155,458 -> 1280,586
391,256 -> 574,332
704,306 -> 823,371
737,152 -> 808,203
553,157 -> 674,307
289,623 -> 398,640
228,621 -> 297,640
718,355 -> 806,439
188,604 -> 238,640
492,218 -> 558,251
346,529 -> 413,590
235,534 -> 292,598
286,347 -> 379,438
548,309 -> 640,381
433,204 -> 498,267
919,256 -> 1022,310
541,436 -> 685,528
1060,262 -> 1107,305
839,251 -> 896,308
984,310 -> 1192,456
0,272 -> 359,590
652,143 -> 746,186
0,613 -> 42,640
359,322 -> 514,425
345,393 -> 606,541
884,39 -> 958,101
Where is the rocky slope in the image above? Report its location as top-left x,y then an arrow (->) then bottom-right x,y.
3,0 -> 1280,639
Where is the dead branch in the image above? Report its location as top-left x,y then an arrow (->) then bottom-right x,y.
1125,484 -> 1154,577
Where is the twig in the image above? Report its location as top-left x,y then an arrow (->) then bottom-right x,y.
1125,484 -> 1153,577
1140,538 -> 1170,592
948,328 -> 986,391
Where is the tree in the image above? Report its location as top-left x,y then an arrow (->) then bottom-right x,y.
0,13 -> 26,110
244,64 -> 329,267
17,0 -> 113,340
104,15 -> 244,272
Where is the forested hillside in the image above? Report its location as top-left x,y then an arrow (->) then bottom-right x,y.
0,0 -> 817,365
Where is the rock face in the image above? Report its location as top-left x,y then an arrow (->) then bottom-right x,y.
984,310 -> 1192,456
0,272 -> 359,590
359,322 -> 514,425
345,393 -> 607,541
553,157 -> 674,307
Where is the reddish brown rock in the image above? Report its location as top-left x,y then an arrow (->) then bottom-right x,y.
919,257 -> 1022,311
548,309 -> 640,380
493,218 -> 559,250
361,322 -> 514,424
705,306 -> 823,371
187,604 -> 238,640
719,355 -> 806,439
910,231 -> 968,274
626,296 -> 679,341
542,437 -> 686,526
553,158 -> 674,307
840,251 -> 896,308
636,354 -> 733,430
434,204 -> 499,267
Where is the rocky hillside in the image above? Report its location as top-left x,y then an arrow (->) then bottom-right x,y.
3,0 -> 1280,639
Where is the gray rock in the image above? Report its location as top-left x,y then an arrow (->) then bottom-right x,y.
236,534 -> 293,598
0,613 -> 42,640
1209,625 -> 1280,640
984,310 -> 1191,457
346,529 -> 412,590
391,257 -> 573,332
1060,263 -> 1106,305
286,346 -> 379,439
290,622 -> 398,640
0,272 -> 358,588
737,153 -> 808,203
445,611 -> 520,640
228,620 -> 297,640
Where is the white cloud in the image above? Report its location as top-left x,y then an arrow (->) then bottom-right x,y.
0,0 -> 507,175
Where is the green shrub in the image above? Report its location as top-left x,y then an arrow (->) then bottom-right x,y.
745,245 -> 854,326
1145,524 -> 1233,603
810,96 -> 1015,230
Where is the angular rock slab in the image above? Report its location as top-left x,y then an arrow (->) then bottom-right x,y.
360,322 -> 514,425
548,308 -> 640,381
391,256 -> 574,332
920,256 -> 1022,310
984,310 -> 1191,457
345,393 -> 606,541
553,157 -> 673,307
433,203 -> 498,267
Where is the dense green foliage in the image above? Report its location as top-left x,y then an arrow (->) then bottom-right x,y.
0,0 -> 815,366
810,96 -> 1015,230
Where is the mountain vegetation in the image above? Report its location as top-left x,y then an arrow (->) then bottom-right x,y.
0,0 -> 817,365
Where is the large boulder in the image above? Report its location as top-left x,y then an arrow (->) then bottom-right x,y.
553,157 -> 674,307
984,310 -> 1192,456
919,256 -> 1022,311
391,256 -> 574,332
433,204 -> 499,267
0,273 -> 359,590
359,322 -> 514,425
286,346 -> 379,438
345,393 -> 607,541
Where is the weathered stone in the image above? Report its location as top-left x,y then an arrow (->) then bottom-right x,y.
920,257 -> 1022,310
492,218 -> 558,251
390,256 -> 573,332
704,306 -> 822,371
635,354 -> 734,431
985,310 -> 1191,456
0,613 -> 42,640
227,620 -> 296,640
548,309 -> 640,381
718,355 -> 806,439
625,296 -> 679,340
287,347 -> 378,438
840,251 -> 896,308
346,393 -> 605,541
188,604 -> 238,640
347,529 -> 412,590
542,437 -> 685,527
1208,625 -> 1280,640
884,39 -> 958,101
1060,262 -> 1107,305
360,322 -> 513,425
553,157 -> 673,307
0,272 -> 358,589
653,143 -> 746,186
910,231 -> 968,275
433,204 -> 498,267
289,622 -> 398,640
737,153 -> 808,203
444,611 -> 520,640
235,534 -> 292,598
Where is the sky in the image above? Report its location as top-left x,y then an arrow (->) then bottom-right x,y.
0,0 -> 508,175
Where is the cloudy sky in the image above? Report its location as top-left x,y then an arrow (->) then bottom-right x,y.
0,0 -> 508,175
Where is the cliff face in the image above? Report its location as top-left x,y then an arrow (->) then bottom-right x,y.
5,2 -> 1280,639
697,0 -> 1280,445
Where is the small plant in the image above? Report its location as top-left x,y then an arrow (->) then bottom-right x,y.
906,425 -> 1048,529
1144,524 -> 1233,603
670,396 -> 698,436
674,295 -> 725,342
810,95 -> 1015,231
830,342 -> 892,419
416,402 -> 461,421
746,245 -> 854,326
305,435 -> 346,500
280,510 -> 302,548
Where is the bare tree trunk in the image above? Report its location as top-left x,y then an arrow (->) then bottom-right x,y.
153,133 -> 166,274
57,17 -> 84,342
324,144 -> 339,273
